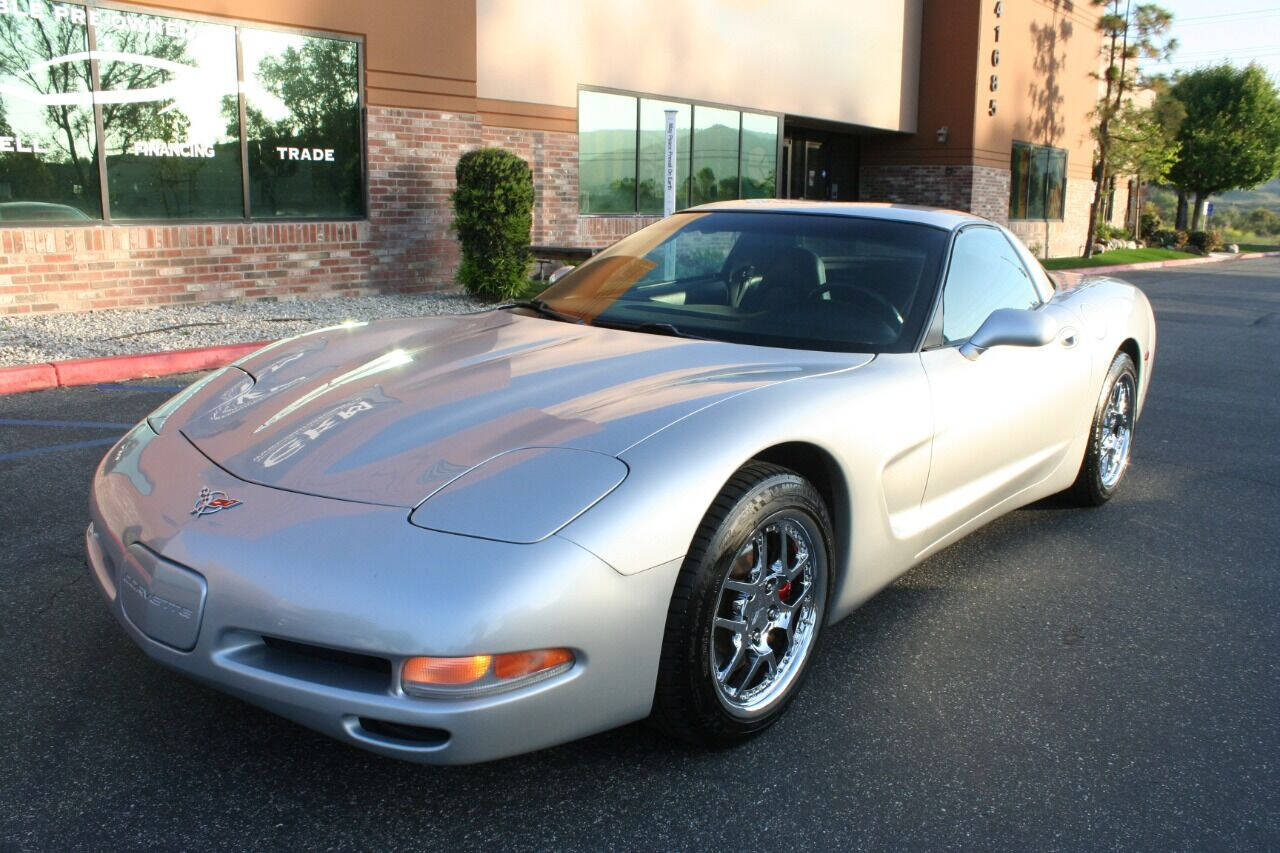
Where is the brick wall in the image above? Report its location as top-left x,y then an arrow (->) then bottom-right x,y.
859,164 -> 1012,224
0,106 -> 483,315
862,163 -> 1094,259
1007,177 -> 1095,259
0,105 -> 657,315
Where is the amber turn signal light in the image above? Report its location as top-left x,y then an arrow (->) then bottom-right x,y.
402,654 -> 492,686
401,648 -> 575,698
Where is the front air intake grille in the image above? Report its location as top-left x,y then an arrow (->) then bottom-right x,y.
243,635 -> 393,693
262,636 -> 392,677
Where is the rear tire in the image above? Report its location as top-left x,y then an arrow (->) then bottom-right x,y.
1067,351 -> 1138,506
651,462 -> 832,745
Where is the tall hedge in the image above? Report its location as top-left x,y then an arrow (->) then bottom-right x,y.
451,148 -> 534,301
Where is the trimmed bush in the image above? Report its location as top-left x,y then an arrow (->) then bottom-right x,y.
1096,222 -> 1132,242
452,148 -> 534,301
1140,203 -> 1162,239
1188,229 -> 1223,254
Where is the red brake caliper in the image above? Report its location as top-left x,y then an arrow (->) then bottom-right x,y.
777,581 -> 792,603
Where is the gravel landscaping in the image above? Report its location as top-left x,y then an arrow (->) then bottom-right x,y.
0,292 -> 488,367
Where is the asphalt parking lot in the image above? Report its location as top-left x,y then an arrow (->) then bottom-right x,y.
2,258 -> 1277,851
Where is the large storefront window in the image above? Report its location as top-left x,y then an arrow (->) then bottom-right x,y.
0,2 -> 99,220
740,112 -> 778,200
578,87 -> 778,214
578,90 -> 638,214
98,8 -> 241,220
1010,141 -> 1066,220
241,30 -> 362,218
0,3 -> 363,224
690,105 -> 739,206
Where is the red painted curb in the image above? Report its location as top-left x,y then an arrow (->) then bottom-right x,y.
0,362 -> 58,395
1,341 -> 269,396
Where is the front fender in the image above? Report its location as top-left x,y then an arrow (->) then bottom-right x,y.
557,354 -> 936,622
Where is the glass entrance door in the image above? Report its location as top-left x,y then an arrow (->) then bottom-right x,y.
782,124 -> 860,201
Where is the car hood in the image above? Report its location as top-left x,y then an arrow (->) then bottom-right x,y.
174,311 -> 868,507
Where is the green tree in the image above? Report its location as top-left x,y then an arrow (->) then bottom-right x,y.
1105,85 -> 1184,241
1167,64 -> 1280,231
1246,207 -> 1280,236
1085,0 -> 1176,256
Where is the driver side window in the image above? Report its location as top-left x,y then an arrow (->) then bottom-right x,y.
942,227 -> 1040,344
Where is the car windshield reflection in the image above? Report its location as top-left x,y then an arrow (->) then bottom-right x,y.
530,211 -> 949,354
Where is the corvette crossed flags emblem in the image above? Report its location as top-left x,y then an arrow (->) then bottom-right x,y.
190,487 -> 242,517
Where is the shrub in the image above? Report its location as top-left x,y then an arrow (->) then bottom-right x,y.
1096,222 -> 1134,243
1188,229 -> 1223,254
1140,203 -> 1162,238
1150,227 -> 1178,248
451,148 -> 534,301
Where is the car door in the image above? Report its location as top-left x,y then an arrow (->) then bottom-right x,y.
918,225 -> 1087,540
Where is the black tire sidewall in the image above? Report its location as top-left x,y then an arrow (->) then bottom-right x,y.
677,469 -> 833,742
1076,353 -> 1138,504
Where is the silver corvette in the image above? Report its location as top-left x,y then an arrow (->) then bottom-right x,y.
86,201 -> 1156,764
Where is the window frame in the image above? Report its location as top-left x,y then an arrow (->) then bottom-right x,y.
577,83 -> 782,217
1008,140 -> 1067,223
0,0 -> 366,227
923,223 -> 1045,349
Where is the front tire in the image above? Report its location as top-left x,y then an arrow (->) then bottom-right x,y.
1068,351 -> 1138,506
651,462 -> 832,745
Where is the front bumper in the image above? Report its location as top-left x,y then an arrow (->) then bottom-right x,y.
86,424 -> 680,764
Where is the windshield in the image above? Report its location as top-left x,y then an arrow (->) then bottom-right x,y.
531,211 -> 949,353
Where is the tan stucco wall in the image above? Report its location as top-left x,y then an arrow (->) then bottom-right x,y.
475,0 -> 923,133
866,0 -> 1099,183
127,0 -> 479,112
972,0 -> 1099,183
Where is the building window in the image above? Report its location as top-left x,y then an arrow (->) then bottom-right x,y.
1009,141 -> 1066,220
577,90 -> 637,214
99,9 -> 242,221
242,29 -> 362,218
690,105 -> 739,205
0,4 -> 99,221
739,112 -> 779,200
0,3 -> 363,225
578,87 -> 778,214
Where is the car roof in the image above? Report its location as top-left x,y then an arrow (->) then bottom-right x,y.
685,199 -> 987,230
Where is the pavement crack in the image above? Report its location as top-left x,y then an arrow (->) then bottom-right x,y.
33,572 -> 85,616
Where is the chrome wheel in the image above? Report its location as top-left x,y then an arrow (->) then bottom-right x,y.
711,514 -> 824,718
1099,373 -> 1134,488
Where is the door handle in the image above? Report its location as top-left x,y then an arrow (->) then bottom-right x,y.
1059,327 -> 1079,348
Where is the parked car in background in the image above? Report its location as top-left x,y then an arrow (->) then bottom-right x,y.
0,201 -> 93,221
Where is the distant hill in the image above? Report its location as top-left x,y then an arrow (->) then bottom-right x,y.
1217,177 -> 1280,210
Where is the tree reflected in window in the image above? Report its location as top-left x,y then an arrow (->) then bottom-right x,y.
0,3 -> 99,219
240,31 -> 362,218
97,8 -> 241,219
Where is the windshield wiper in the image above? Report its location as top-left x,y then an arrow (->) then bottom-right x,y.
500,299 -> 584,324
589,319 -> 707,340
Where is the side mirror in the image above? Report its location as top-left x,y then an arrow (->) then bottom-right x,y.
548,264 -> 575,284
959,307 -> 1058,361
